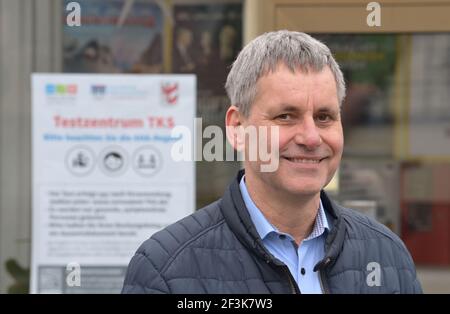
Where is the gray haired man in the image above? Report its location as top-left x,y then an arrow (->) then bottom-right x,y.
122,31 -> 422,294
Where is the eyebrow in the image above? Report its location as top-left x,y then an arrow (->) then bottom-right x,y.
274,104 -> 339,115
276,104 -> 299,113
316,106 -> 339,115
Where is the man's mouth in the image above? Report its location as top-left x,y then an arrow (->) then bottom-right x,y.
283,156 -> 326,164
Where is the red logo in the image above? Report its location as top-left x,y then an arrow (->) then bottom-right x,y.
67,84 -> 78,94
161,82 -> 178,105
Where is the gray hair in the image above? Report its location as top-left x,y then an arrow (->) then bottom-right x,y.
225,30 -> 346,116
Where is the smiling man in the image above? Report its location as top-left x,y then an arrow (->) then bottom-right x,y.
122,31 -> 422,294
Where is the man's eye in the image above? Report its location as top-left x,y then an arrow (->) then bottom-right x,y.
276,114 -> 291,120
316,113 -> 332,123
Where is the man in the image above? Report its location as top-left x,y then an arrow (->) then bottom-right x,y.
122,31 -> 422,293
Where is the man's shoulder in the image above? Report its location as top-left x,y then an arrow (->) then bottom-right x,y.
133,200 -> 226,271
336,204 -> 411,256
338,205 -> 401,242
330,203 -> 422,293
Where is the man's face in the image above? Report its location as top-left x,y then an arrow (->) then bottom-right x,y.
104,153 -> 123,171
242,63 -> 343,197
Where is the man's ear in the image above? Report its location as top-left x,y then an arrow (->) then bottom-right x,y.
225,105 -> 245,152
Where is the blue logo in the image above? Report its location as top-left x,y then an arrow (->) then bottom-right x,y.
46,84 -> 56,95
91,85 -> 106,96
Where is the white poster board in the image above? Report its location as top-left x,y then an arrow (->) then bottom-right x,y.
31,74 -> 195,293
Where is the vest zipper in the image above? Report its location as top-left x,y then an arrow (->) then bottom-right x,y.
318,257 -> 332,294
319,269 -> 330,294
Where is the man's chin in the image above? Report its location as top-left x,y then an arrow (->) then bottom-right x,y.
279,182 -> 324,198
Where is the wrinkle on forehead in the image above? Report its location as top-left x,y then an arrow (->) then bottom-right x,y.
253,64 -> 339,112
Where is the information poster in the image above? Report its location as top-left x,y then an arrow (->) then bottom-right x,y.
172,3 -> 242,96
31,74 -> 195,293
63,0 -> 163,73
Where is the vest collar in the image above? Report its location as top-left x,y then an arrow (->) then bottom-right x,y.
219,169 -> 346,269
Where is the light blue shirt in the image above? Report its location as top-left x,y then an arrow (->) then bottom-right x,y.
239,176 -> 330,294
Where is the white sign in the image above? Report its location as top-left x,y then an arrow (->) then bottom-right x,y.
31,74 -> 196,293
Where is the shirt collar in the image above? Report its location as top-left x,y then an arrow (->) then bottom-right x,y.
239,175 -> 330,241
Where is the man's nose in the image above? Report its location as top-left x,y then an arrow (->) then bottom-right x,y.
293,117 -> 322,149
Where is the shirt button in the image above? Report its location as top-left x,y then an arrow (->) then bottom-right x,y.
301,268 -> 306,275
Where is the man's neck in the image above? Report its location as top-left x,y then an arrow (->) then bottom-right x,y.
244,173 -> 320,245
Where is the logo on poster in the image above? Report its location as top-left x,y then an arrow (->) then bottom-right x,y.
161,82 -> 179,106
98,146 -> 129,177
91,84 -> 106,99
46,84 -> 78,96
132,146 -> 163,177
90,84 -> 149,101
45,83 -> 78,104
65,145 -> 95,176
